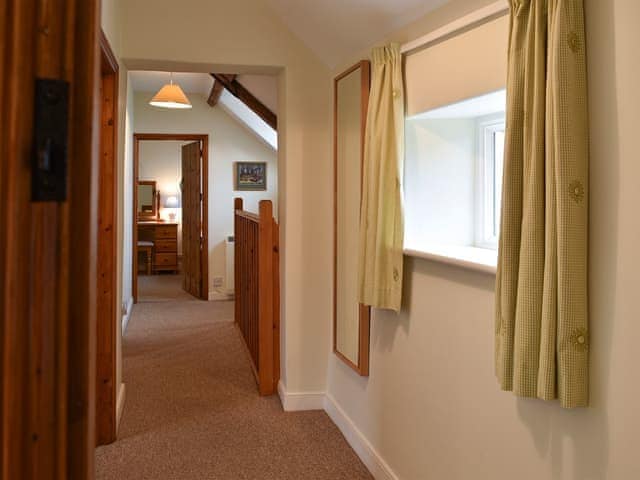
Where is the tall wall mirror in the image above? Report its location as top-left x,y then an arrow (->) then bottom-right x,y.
137,180 -> 159,220
333,60 -> 371,376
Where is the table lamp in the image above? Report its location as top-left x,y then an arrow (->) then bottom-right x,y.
163,194 -> 180,221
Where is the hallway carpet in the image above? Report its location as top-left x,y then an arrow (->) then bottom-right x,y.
137,273 -> 196,302
95,281 -> 372,480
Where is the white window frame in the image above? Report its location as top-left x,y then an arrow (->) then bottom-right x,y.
475,115 -> 505,250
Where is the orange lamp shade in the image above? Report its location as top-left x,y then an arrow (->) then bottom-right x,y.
149,83 -> 192,109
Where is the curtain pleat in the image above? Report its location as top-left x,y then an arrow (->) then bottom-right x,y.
358,44 -> 405,312
495,0 -> 589,408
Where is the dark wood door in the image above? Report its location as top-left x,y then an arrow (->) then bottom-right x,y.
181,142 -> 203,298
0,0 -> 100,478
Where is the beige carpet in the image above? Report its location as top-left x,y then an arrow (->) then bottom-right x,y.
137,273 -> 196,302
96,276 -> 372,480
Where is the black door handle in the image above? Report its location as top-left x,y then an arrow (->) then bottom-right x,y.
32,78 -> 69,202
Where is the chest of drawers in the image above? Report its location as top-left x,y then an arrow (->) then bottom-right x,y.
138,222 -> 178,273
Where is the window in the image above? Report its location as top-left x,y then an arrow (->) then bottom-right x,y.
403,90 -> 506,270
475,117 -> 505,249
402,13 -> 509,271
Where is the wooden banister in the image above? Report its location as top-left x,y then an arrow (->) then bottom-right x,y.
257,201 -> 274,395
234,197 -> 242,332
235,210 -> 260,223
233,198 -> 280,395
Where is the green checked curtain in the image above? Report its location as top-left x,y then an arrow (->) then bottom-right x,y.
495,0 -> 589,408
358,43 -> 405,312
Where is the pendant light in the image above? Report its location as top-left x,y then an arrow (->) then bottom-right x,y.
149,72 -> 192,109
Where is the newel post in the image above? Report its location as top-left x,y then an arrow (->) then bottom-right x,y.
233,198 -> 243,325
258,200 -> 274,395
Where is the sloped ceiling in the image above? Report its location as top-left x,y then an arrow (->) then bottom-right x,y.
130,71 -> 278,115
236,74 -> 278,114
261,0 -> 450,67
130,71 -> 278,150
130,71 -> 213,96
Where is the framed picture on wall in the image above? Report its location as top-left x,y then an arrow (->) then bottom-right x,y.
234,162 -> 267,191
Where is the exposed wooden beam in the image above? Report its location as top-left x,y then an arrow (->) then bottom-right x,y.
220,74 -> 237,83
207,75 -> 237,107
210,73 -> 277,130
207,81 -> 224,107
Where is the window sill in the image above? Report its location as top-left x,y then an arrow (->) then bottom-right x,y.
403,244 -> 497,275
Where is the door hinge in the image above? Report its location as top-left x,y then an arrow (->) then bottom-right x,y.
32,78 -> 69,202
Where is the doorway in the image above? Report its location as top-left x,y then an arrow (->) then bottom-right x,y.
132,133 -> 209,303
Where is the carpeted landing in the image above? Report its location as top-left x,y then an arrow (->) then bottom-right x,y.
137,273 -> 196,303
95,276 -> 372,480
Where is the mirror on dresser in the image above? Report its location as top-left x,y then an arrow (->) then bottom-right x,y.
136,179 -> 178,279
333,60 -> 371,376
137,180 -> 159,220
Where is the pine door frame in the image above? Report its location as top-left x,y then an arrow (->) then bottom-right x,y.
96,29 -> 119,447
132,133 -> 209,302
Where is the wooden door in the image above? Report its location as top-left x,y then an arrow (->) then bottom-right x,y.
181,142 -> 203,298
1,0 -> 100,479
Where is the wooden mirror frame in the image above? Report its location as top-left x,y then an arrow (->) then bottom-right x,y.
137,180 -> 159,220
333,60 -> 371,376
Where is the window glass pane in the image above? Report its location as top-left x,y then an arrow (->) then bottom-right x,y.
493,129 -> 505,237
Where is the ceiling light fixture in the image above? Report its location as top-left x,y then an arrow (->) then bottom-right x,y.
149,72 -> 192,109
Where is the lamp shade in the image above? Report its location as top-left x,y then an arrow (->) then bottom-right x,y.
149,83 -> 192,109
164,195 -> 180,208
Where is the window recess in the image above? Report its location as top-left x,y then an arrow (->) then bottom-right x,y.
401,13 -> 509,272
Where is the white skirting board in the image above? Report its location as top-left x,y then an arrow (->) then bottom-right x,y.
122,296 -> 134,333
277,380 -> 325,411
324,393 -> 399,480
277,382 -> 399,480
209,290 -> 234,301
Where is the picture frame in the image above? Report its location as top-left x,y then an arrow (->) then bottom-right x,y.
234,161 -> 267,191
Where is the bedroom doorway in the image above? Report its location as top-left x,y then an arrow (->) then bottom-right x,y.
132,133 -> 209,303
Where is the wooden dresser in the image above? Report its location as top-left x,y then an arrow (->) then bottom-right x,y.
138,222 -> 179,273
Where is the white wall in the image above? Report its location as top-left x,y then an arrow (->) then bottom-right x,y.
404,118 -> 476,249
122,74 -> 134,313
134,92 -> 278,294
138,141 -> 183,254
138,142 -> 183,206
326,0 -> 640,479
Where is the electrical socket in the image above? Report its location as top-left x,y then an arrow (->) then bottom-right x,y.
213,276 -> 224,288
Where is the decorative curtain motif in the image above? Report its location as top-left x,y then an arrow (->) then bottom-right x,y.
495,0 -> 589,408
358,43 -> 405,312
